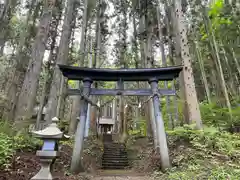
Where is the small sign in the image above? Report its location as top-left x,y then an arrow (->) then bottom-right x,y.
42,140 -> 56,151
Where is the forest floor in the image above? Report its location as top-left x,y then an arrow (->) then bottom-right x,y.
1,126 -> 240,179
0,146 -> 153,180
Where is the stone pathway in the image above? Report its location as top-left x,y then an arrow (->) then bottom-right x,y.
92,176 -> 153,180
89,170 -> 154,180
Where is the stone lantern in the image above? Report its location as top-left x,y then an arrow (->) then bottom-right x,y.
31,117 -> 64,180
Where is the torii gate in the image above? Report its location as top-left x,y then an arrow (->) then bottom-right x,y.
58,64 -> 182,172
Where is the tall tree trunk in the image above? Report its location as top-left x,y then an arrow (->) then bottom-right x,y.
0,0 -> 9,21
90,0 -> 104,134
210,30 -> 232,114
138,0 -> 153,137
220,42 -> 236,96
14,0 -> 56,126
202,6 -> 232,115
45,0 -> 75,124
231,47 -> 240,77
35,2 -> 63,128
0,0 -> 16,55
4,0 -> 40,121
174,0 -> 202,129
3,0 -> 40,121
165,2 -> 178,126
36,59 -> 53,130
195,40 -> 211,103
132,9 -> 141,130
156,1 -> 172,129
121,0 -> 128,141
69,0 -> 89,135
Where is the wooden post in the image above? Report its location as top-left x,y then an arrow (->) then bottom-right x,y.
117,80 -> 124,134
149,98 -> 159,150
70,78 -> 92,173
103,105 -> 107,117
112,99 -> 117,132
84,103 -> 91,137
149,78 -> 171,170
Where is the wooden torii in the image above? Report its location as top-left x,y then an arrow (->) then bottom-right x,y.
58,64 -> 182,172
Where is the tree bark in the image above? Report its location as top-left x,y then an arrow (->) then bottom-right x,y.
45,0 -> 76,124
14,0 -> 56,126
2,0 -> 38,121
202,6 -> 232,114
174,0 -> 202,129
69,0 -> 89,135
156,1 -> 172,129
195,40 -> 211,103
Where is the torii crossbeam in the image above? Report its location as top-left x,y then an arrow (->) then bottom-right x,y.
58,64 -> 182,173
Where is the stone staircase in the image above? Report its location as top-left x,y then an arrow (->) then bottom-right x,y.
102,135 -> 129,169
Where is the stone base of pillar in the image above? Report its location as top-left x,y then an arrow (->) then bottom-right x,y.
31,151 -> 58,180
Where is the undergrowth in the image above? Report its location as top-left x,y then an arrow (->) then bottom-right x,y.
127,124 -> 240,179
155,125 -> 240,179
0,121 -> 41,169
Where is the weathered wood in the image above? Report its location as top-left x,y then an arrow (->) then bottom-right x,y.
58,64 -> 183,81
149,78 -> 171,170
67,88 -> 176,96
70,78 -> 92,173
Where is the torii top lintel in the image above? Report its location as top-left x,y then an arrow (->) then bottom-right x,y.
58,64 -> 183,81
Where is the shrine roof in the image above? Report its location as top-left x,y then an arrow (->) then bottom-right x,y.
98,117 -> 114,125
58,64 -> 183,81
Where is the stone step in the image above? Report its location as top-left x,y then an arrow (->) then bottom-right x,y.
101,166 -> 127,169
103,147 -> 126,150
104,150 -> 126,153
104,148 -> 126,151
104,146 -> 126,149
103,149 -> 127,152
102,166 -> 129,169
102,156 -> 128,160
102,162 -> 129,167
103,155 -> 127,158
102,160 -> 128,164
104,147 -> 127,150
103,154 -> 128,158
104,147 -> 126,150
103,151 -> 127,155
101,141 -> 129,170
104,143 -> 125,146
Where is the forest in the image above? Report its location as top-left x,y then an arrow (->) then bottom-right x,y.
0,0 -> 240,179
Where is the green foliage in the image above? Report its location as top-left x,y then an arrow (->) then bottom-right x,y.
0,121 -> 41,169
161,125 -> 240,179
0,133 -> 14,168
168,125 -> 240,157
165,165 -> 240,180
200,101 -> 240,128
161,97 -> 184,129
161,98 -> 240,130
0,92 -> 7,112
128,118 -> 147,136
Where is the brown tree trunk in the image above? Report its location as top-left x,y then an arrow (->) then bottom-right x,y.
69,0 -> 89,135
90,0 -> 103,134
14,0 -> 56,126
174,0 -> 202,129
0,0 -> 12,55
3,1 -> 41,121
45,0 -> 75,124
